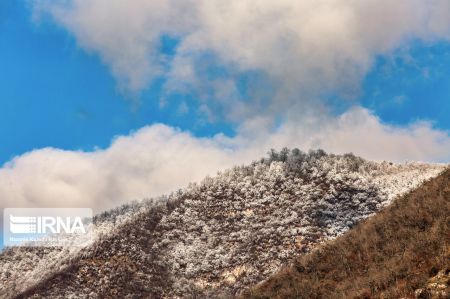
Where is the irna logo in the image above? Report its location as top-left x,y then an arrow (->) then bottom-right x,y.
9,215 -> 86,234
4,208 -> 93,247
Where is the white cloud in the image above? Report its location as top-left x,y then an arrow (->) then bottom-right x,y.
1,107 -> 449,212
35,0 -> 450,101
14,1 -> 449,213
0,125 -> 239,212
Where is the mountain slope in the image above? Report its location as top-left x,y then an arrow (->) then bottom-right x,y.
0,150 -> 446,298
241,167 -> 450,299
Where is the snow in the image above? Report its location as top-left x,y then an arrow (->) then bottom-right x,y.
0,150 -> 446,298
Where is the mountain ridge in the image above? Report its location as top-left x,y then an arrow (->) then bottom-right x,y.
0,149 -> 446,298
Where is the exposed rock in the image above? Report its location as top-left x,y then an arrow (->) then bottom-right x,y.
416,269 -> 450,299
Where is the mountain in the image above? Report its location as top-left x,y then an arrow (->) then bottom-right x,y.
0,149 -> 446,298
240,167 -> 450,299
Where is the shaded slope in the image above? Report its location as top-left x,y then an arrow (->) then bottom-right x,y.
241,167 -> 450,299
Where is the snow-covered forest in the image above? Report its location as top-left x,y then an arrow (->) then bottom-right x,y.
0,149 -> 446,298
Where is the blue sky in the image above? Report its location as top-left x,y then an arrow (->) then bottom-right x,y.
0,1 -> 234,165
1,1 -> 450,249
1,1 -> 449,167
362,42 -> 450,129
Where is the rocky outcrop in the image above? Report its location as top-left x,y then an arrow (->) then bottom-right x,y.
415,269 -> 450,299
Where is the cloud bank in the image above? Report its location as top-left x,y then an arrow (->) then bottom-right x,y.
5,1 -> 446,213
1,107 -> 449,212
36,0 -> 450,100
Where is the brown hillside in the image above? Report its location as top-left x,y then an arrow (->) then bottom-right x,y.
240,167 -> 450,299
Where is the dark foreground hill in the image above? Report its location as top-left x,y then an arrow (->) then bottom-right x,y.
241,167 -> 450,299
0,150 -> 446,298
